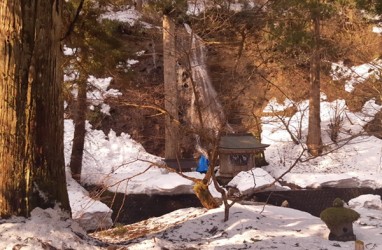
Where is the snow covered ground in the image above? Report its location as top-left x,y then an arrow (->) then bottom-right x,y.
93,195 -> 382,250
1,3 -> 382,250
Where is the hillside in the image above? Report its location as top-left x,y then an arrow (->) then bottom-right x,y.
64,1 -> 382,158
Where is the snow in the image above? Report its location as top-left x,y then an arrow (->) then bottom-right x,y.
0,206 -> 101,250
2,3 -> 382,250
227,168 -> 286,195
86,76 -> 122,115
261,93 -> 382,189
187,0 -> 258,15
349,194 -> 382,210
99,6 -> 153,29
92,201 -> 382,250
331,60 -> 381,92
66,172 -> 113,231
373,26 -> 382,34
99,6 -> 141,26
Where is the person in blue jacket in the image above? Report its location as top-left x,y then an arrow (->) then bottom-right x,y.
196,154 -> 209,173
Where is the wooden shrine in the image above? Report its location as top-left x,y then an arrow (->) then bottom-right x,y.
218,133 -> 269,179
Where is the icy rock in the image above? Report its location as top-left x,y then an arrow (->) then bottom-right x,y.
74,210 -> 113,231
348,194 -> 382,210
67,170 -> 113,231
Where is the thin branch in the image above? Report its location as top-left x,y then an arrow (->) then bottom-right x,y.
117,101 -> 181,125
61,0 -> 85,41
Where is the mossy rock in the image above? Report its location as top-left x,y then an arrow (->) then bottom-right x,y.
320,207 -> 360,229
332,198 -> 344,207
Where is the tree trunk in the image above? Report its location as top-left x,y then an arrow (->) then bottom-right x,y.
193,180 -> 219,209
69,76 -> 87,183
163,15 -> 179,159
194,143 -> 220,210
135,0 -> 143,11
307,10 -> 323,156
0,0 -> 71,217
355,240 -> 364,250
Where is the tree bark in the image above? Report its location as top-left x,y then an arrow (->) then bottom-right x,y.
193,180 -> 219,209
69,76 -> 87,183
0,0 -> 71,217
135,0 -> 143,11
355,240 -> 364,250
307,8 -> 323,156
163,15 -> 179,159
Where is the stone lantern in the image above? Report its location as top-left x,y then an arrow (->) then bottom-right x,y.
320,198 -> 360,242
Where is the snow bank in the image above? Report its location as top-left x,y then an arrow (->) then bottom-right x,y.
227,168 -> 285,195
0,206 -> 100,250
67,173 -> 113,231
349,194 -> 382,210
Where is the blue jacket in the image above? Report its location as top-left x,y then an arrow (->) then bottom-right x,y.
196,155 -> 209,173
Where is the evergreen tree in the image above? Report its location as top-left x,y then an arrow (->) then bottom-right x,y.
63,0 -> 125,182
266,0 -> 348,156
355,0 -> 382,14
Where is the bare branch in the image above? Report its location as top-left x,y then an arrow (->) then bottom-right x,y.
61,0 -> 85,41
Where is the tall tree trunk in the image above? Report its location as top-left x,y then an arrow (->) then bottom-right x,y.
135,0 -> 143,11
0,0 -> 70,217
69,77 -> 87,183
163,15 -> 179,159
307,8 -> 323,156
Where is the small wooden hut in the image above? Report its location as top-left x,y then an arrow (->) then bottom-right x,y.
218,133 -> 269,179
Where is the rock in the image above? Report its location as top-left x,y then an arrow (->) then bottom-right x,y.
349,194 -> 382,210
74,211 -> 113,232
67,171 -> 113,231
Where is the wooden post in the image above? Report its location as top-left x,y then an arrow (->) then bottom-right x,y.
163,15 -> 179,159
355,240 -> 364,250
